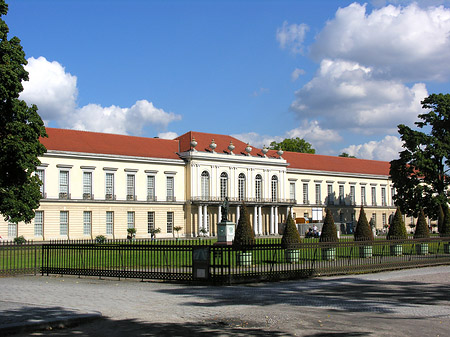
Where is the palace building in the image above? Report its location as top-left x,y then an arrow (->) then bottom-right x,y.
0,128 -> 396,240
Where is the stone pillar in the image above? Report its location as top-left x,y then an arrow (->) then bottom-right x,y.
274,206 -> 279,234
198,205 -> 203,235
254,206 -> 258,235
236,205 -> 240,223
258,206 -> 263,235
270,206 -> 274,235
203,205 -> 208,235
218,205 -> 222,223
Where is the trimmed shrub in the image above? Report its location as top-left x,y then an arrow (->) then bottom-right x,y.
320,209 -> 338,243
95,235 -> 107,243
438,204 -> 444,234
414,210 -> 430,239
14,235 -> 26,245
281,212 -> 301,249
387,208 -> 407,240
233,202 -> 255,250
354,206 -> 374,241
440,204 -> 450,237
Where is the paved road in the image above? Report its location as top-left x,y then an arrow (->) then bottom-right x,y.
1,266 -> 449,336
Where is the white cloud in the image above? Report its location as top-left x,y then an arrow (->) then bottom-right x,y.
291,59 -> 427,134
341,135 -> 404,161
21,56 -> 181,135
310,3 -> 450,82
158,131 -> 178,139
252,87 -> 269,97
276,21 -> 309,54
291,68 -> 305,82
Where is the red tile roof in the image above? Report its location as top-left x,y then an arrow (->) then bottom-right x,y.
41,128 -> 181,160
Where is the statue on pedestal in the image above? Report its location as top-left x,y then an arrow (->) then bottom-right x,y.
221,197 -> 229,222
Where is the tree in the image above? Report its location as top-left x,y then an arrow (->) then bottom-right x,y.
281,212 -> 301,249
441,204 -> 450,237
0,0 -> 46,224
390,93 -> 450,221
387,208 -> 407,240
319,209 -> 338,242
269,137 -> 315,154
354,206 -> 374,241
339,152 -> 356,158
414,209 -> 430,239
233,202 -> 255,249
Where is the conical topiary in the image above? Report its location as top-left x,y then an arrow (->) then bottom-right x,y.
414,209 -> 430,239
354,206 -> 374,241
281,212 -> 301,249
387,208 -> 407,240
440,204 -> 450,237
438,204 -> 444,234
233,202 -> 255,249
319,209 -> 338,242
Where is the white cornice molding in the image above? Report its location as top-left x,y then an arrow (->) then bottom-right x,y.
288,168 -> 389,180
44,150 -> 185,166
178,151 -> 288,167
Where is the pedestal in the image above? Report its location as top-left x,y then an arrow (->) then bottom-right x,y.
217,221 -> 235,244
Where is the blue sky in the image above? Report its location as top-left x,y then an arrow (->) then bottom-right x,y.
6,0 -> 450,160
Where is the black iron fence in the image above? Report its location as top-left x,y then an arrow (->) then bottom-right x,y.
2,237 -> 450,283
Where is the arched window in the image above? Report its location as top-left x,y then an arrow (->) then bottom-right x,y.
220,172 -> 228,199
255,174 -> 262,202
201,171 -> 210,199
271,175 -> 278,202
238,173 -> 246,201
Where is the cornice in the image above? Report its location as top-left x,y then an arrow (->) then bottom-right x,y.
178,151 -> 288,167
287,168 -> 390,180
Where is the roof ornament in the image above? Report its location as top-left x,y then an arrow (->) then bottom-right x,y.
228,141 -> 235,155
209,139 -> 217,153
277,148 -> 284,158
190,138 -> 198,151
261,145 -> 268,157
245,143 -> 252,156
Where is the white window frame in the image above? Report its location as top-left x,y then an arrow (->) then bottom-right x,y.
148,211 -> 155,233
303,183 -> 309,204
166,176 -> 175,201
8,223 -> 18,238
127,211 -> 135,229
105,172 -> 115,200
34,211 -> 43,237
327,184 -> 333,205
60,211 -> 68,236
36,169 -> 45,198
361,186 -> 366,206
371,186 -> 377,206
255,174 -> 262,202
106,211 -> 114,235
59,171 -> 69,199
201,171 -> 210,199
147,175 -> 156,201
315,183 -> 321,205
127,174 -> 135,200
167,211 -> 174,234
220,172 -> 228,199
238,173 -> 246,201
339,185 -> 344,205
290,182 -> 296,202
83,171 -> 93,200
350,185 -> 355,205
271,176 -> 278,202
83,211 -> 92,236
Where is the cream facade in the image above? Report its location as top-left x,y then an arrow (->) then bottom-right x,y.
0,128 -> 397,241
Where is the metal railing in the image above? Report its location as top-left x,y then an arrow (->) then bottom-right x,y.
0,241 -> 41,275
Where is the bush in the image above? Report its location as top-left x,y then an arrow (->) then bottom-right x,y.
387,208 -> 407,240
233,202 -> 255,250
95,235 -> 107,243
320,209 -> 338,243
127,227 -> 136,239
281,212 -> 301,249
440,204 -> 450,237
354,206 -> 374,241
14,235 -> 26,245
414,209 -> 430,239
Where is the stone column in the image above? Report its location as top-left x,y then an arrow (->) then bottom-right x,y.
270,206 -> 274,235
198,205 -> 203,235
236,205 -> 240,223
274,206 -> 279,234
254,206 -> 258,235
218,205 -> 222,223
203,205 -> 208,235
258,206 -> 263,235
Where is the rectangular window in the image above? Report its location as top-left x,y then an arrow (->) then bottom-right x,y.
59,171 -> 69,199
147,211 -> 155,233
167,212 -> 174,234
303,183 -> 309,204
371,186 -> 377,206
381,187 -> 386,206
127,175 -> 135,200
290,182 -> 296,201
36,170 -> 45,197
315,184 -> 321,205
220,174 -> 228,199
255,179 -> 262,201
60,211 -> 68,236
106,211 -> 114,235
83,211 -> 92,235
166,176 -> 174,201
361,186 -> 366,205
34,211 -> 43,236
147,176 -> 156,201
105,173 -> 114,200
83,172 -> 92,199
350,185 -> 355,205
382,213 -> 387,226
339,185 -> 344,205
8,223 -> 17,238
327,184 -> 333,205
391,187 -> 396,206
127,211 -> 135,229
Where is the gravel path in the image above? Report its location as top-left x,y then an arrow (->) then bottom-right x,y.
1,266 -> 449,336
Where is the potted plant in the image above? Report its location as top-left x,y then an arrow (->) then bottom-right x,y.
414,209 -> 429,255
95,235 -> 107,244
281,212 -> 301,263
233,202 -> 255,266
13,235 -> 26,245
440,205 -> 450,253
174,226 -> 182,239
319,209 -> 338,261
127,227 -> 136,240
354,206 -> 374,258
150,227 -> 161,240
387,208 -> 407,255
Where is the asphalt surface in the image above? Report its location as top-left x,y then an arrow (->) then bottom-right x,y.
0,266 -> 449,336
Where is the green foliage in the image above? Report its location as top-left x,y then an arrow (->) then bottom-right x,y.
390,93 -> 450,219
95,235 -> 107,244
320,209 -> 338,242
354,206 -> 374,241
387,208 -> 408,240
438,204 -> 444,234
0,1 -> 47,224
440,204 -> 450,237
281,212 -> 301,248
339,152 -> 356,158
127,227 -> 136,239
233,203 -> 255,250
13,235 -> 26,245
414,210 -> 430,239
269,137 -> 315,154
